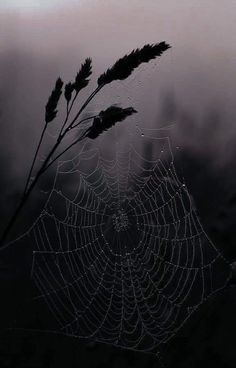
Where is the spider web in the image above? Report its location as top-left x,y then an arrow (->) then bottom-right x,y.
18,118 -> 231,356
8,60 -> 231,357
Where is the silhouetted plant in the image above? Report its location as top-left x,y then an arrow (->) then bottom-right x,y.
45,77 -> 64,123
97,42 -> 170,85
0,41 -> 171,246
85,106 -> 137,139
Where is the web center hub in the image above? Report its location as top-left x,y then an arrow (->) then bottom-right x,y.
112,209 -> 129,232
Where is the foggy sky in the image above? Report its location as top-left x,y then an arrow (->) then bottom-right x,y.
1,0 -> 236,179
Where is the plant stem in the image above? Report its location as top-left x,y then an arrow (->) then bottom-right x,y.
0,84 -> 104,248
23,88 -> 78,197
0,159 -> 47,249
59,91 -> 78,137
71,115 -> 97,129
43,135 -> 86,173
23,122 -> 47,195
68,85 -> 103,129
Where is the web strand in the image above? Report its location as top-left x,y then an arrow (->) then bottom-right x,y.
16,125 -> 231,356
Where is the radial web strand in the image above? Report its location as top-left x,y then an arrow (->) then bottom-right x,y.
11,120 -> 231,356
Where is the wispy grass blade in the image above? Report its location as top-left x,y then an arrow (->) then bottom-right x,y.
45,77 -> 63,123
0,41 -> 171,247
85,105 -> 137,139
97,42 -> 171,86
64,82 -> 75,103
61,58 -> 92,135
74,58 -> 92,93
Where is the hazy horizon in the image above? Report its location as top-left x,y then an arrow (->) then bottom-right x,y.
1,1 -> 236,176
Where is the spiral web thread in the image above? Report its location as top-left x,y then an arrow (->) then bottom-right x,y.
16,121 -> 230,357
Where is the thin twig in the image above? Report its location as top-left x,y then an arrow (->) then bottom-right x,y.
59,91 -> 78,137
68,85 -> 103,129
42,134 -> 86,173
0,85 -> 104,247
23,122 -> 47,195
0,42 -> 170,247
71,115 -> 97,129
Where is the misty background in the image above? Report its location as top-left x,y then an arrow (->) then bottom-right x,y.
1,1 -> 236,367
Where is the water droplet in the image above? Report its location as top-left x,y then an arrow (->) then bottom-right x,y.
176,146 -> 180,150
